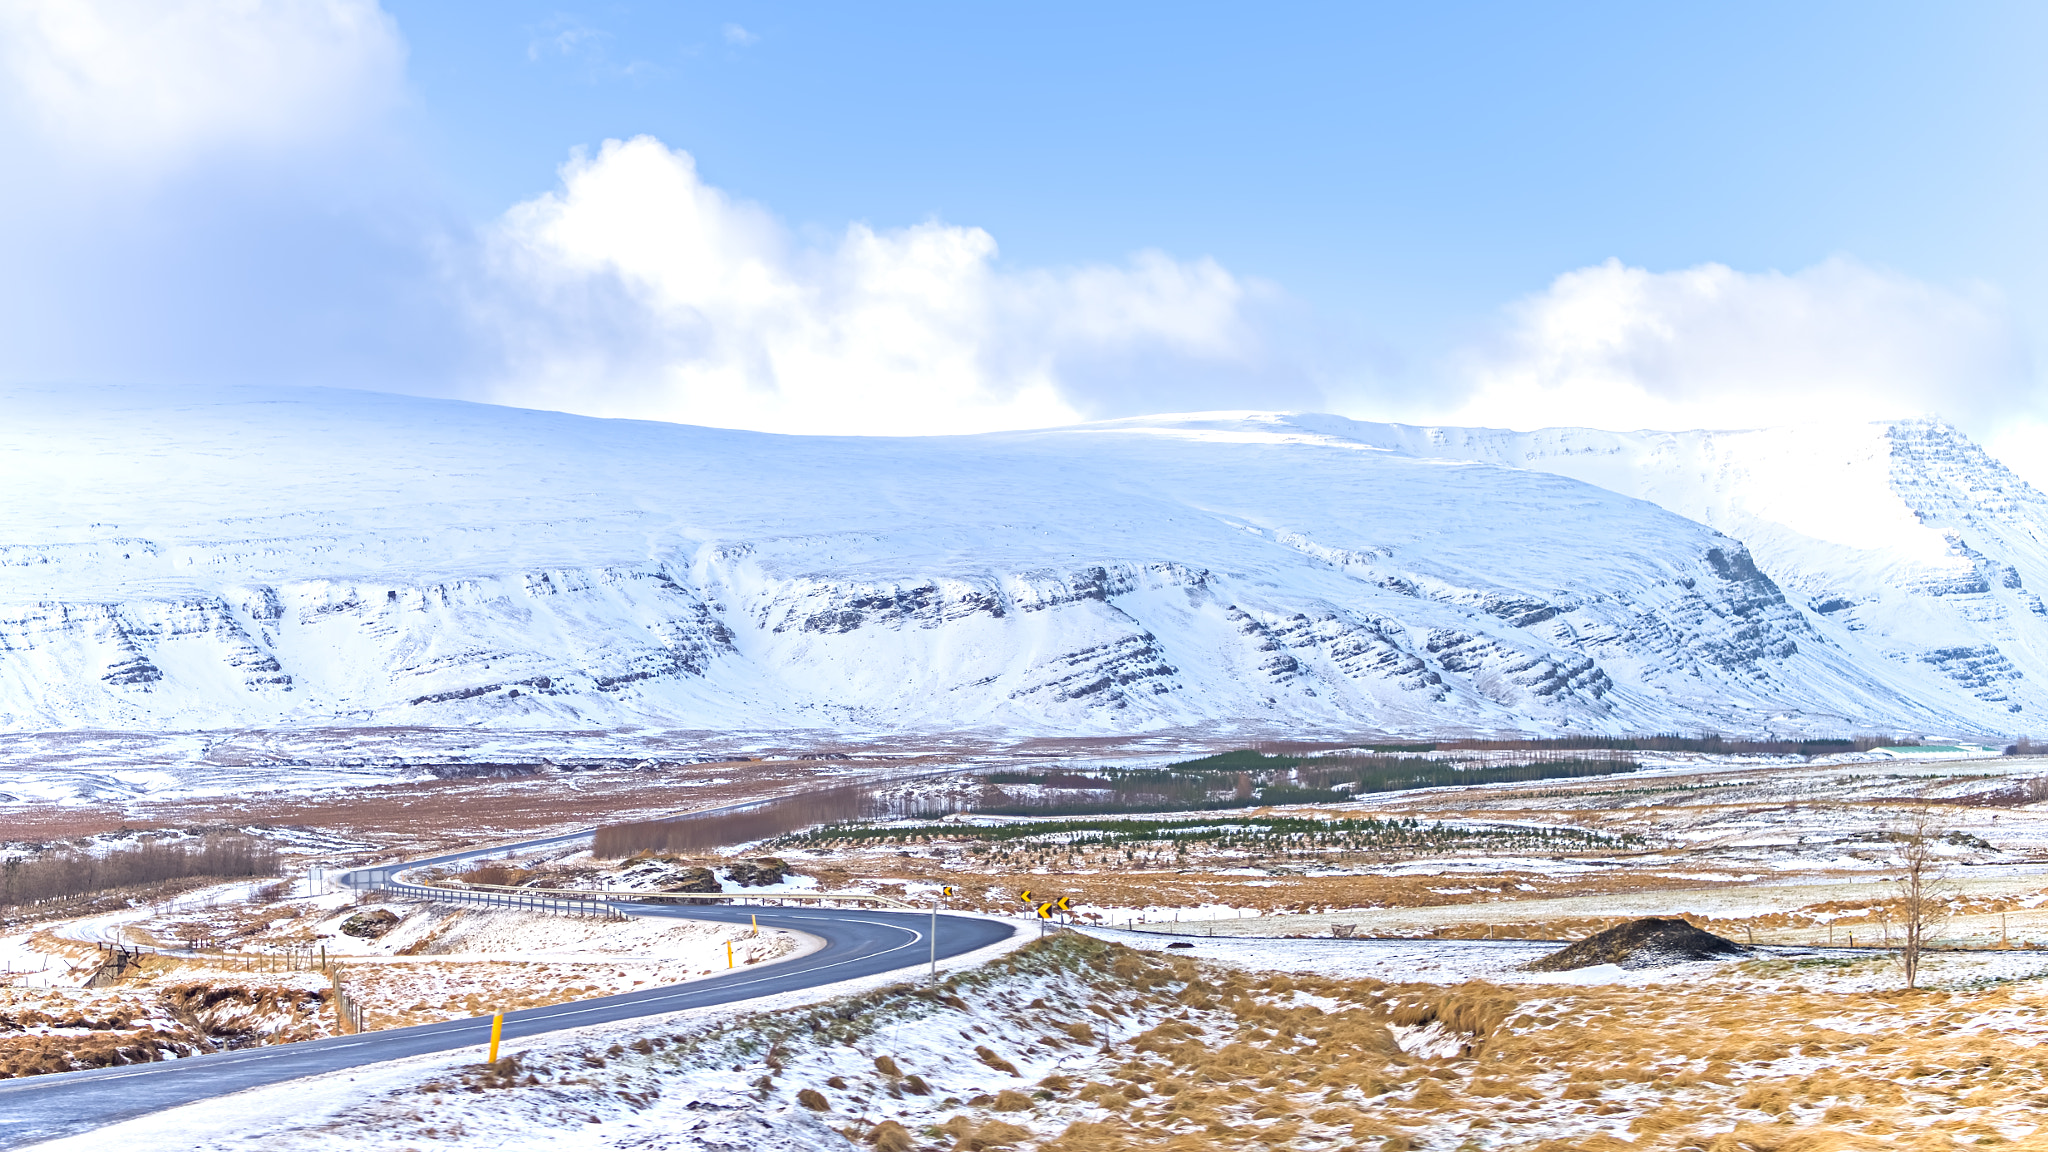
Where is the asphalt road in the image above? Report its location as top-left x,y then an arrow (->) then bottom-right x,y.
0,855 -> 1015,1148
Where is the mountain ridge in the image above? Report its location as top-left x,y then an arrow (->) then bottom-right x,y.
0,385 -> 2026,738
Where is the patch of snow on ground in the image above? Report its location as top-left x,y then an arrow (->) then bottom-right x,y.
23,912 -> 1034,1152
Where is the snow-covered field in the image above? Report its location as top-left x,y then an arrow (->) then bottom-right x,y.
1101,926 -> 2048,993
0,385 -> 2040,739
31,928 -> 2048,1152
0,726 -> 860,807
0,883 -> 826,1082
22,909 -> 1036,1152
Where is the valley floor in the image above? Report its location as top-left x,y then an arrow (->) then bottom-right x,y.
10,742 -> 2048,1148
29,931 -> 2048,1152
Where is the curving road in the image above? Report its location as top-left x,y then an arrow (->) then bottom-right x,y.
0,834 -> 1015,1148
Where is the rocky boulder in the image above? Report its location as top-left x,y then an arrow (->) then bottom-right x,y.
724,858 -> 789,888
339,909 -> 400,939
661,866 -> 723,894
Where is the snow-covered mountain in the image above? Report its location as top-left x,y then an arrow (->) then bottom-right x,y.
0,385 -> 2028,738
1275,413 -> 2048,729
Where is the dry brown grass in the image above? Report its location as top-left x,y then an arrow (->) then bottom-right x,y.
0,973 -> 333,1078
0,756 -> 933,867
858,937 -> 2048,1152
867,1119 -> 915,1150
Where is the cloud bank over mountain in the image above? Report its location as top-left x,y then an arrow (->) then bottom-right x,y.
1450,257 -> 2030,434
469,136 -> 1271,437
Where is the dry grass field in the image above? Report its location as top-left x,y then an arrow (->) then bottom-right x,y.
78,932 -> 2048,1151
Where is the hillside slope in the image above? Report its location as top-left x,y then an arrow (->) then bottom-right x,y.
0,385 -> 2001,737
1275,412 -> 2048,730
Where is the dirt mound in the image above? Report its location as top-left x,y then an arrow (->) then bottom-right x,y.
1526,917 -> 1747,972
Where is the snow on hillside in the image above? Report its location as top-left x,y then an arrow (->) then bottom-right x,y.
1261,411 -> 2048,730
0,384 -> 2006,737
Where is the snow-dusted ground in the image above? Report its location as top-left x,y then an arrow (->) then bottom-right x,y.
28,919 -> 2048,1152
314,902 -> 818,968
0,385 -> 2035,739
1096,926 -> 2048,993
21,912 -> 1035,1152
0,933 -> 79,991
0,726 -> 835,807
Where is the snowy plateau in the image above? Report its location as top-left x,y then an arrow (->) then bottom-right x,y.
0,384 -> 2040,739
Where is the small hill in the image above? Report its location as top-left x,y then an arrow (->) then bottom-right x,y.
1527,917 -> 1746,972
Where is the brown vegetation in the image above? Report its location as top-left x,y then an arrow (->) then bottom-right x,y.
594,784 -> 873,857
364,931 -> 2048,1150
0,976 -> 329,1078
0,755 -> 918,870
900,937 -> 2048,1150
1893,809 -> 1954,989
0,833 -> 280,911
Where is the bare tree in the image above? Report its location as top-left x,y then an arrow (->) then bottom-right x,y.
1892,809 -> 1954,990
0,833 -> 280,913
593,784 -> 873,857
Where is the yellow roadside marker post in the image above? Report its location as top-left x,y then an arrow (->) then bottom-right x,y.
487,1013 -> 503,1064
750,913 -> 758,937
930,886 -> 954,982
726,939 -> 734,969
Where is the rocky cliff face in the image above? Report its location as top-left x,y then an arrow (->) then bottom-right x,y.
0,386 -> 2009,737
1290,411 -> 2048,731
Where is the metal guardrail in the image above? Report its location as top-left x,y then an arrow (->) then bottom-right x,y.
374,878 -> 916,912
366,882 -> 627,918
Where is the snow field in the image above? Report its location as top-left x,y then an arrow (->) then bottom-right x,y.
23,910 -> 1035,1151
0,878 -> 836,1083
36,927 -> 2048,1150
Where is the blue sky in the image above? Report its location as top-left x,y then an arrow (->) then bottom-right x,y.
395,2 -> 2043,325
0,1 -> 2043,447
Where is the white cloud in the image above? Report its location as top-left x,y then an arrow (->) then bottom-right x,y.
0,0 -> 405,173
528,16 -> 606,63
1983,419 -> 2048,495
1441,257 -> 2031,432
722,23 -> 759,46
470,136 -> 1263,436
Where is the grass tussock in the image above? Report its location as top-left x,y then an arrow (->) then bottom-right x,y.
895,936 -> 2048,1150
